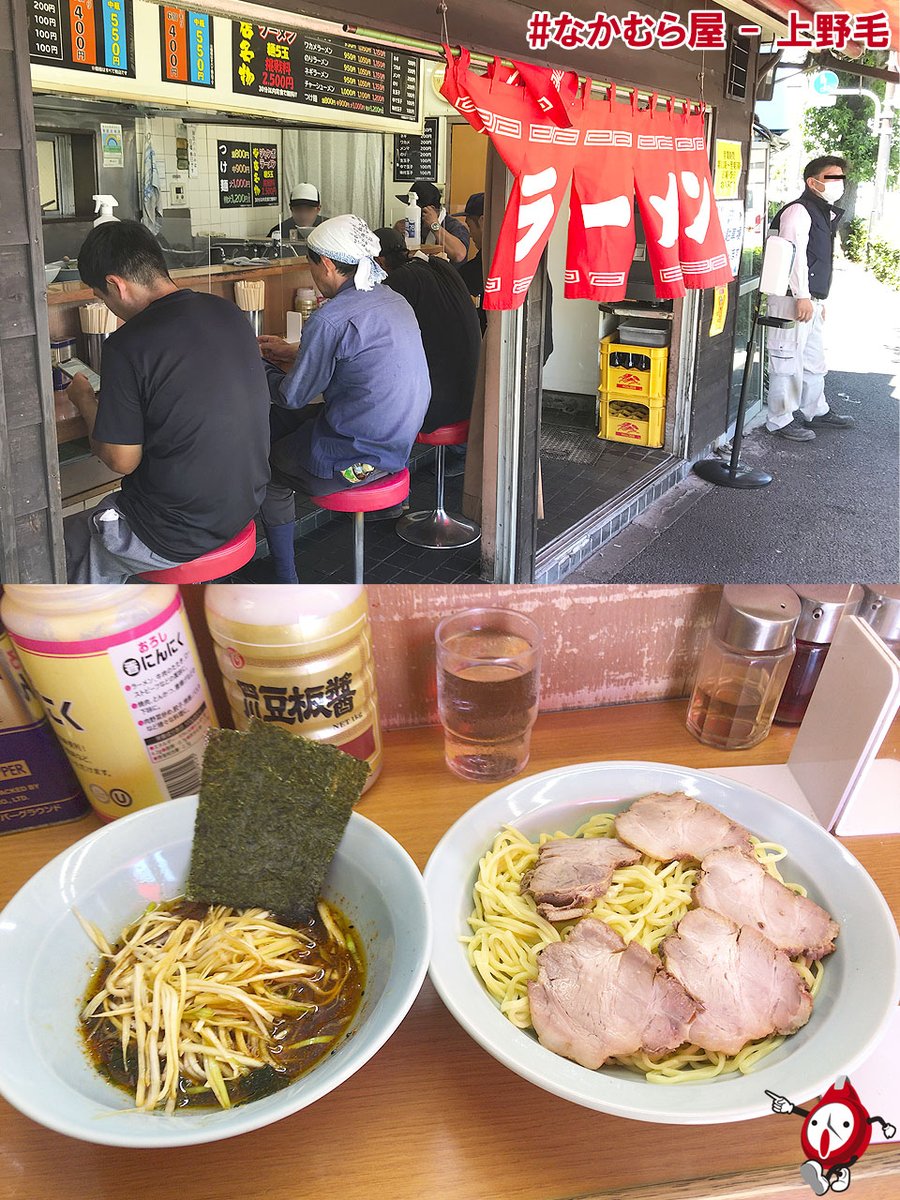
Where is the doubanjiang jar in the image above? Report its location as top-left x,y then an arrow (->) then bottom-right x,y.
0,586 -> 217,820
204,585 -> 382,792
774,585 -> 863,726
858,585 -> 900,657
686,586 -> 801,750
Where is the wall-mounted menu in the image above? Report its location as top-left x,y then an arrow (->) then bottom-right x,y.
217,140 -> 252,209
251,143 -> 279,206
232,21 -> 419,122
29,0 -> 136,77
159,6 -> 214,87
393,118 -> 438,183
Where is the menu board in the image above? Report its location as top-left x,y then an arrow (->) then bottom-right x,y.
251,143 -> 279,206
159,6 -> 214,87
217,140 -> 252,209
393,118 -> 438,183
232,22 -> 420,122
29,0 -> 136,77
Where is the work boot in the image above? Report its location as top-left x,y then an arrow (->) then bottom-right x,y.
771,416 -> 816,441
804,410 -> 856,429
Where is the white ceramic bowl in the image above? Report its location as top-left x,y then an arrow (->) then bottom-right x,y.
424,761 -> 900,1125
44,262 -> 63,285
0,797 -> 431,1147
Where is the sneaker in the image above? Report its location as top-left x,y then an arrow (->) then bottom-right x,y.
804,410 -> 856,429
799,1161 -> 830,1196
363,501 -> 408,523
771,416 -> 816,441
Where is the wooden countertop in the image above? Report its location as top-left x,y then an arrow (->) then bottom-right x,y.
1,699 -> 898,1200
47,257 -> 313,306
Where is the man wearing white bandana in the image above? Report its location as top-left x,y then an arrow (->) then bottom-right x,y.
257,214 -> 430,583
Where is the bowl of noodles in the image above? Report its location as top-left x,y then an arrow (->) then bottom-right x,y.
424,761 -> 900,1124
0,795 -> 431,1147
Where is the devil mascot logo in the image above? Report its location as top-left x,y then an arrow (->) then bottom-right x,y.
767,1077 -> 896,1194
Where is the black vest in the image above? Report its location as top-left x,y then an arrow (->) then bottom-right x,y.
770,188 -> 844,300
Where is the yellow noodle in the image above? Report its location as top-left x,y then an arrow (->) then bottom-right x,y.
464,814 -> 826,1082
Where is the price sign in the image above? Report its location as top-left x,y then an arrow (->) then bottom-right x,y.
393,118 -> 438,183
232,22 -> 420,122
159,7 -> 214,87
29,0 -> 135,78
251,143 -> 279,206
218,140 -> 252,209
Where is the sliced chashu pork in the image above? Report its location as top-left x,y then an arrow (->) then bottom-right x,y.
661,908 -> 812,1056
695,846 -> 839,960
522,837 -> 641,921
528,919 -> 696,1070
615,791 -> 753,862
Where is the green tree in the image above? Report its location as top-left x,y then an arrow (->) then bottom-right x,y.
803,53 -> 900,231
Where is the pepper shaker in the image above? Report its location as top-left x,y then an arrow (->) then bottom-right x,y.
857,585 -> 900,657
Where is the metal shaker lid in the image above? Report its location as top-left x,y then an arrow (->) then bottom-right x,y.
858,585 -> 900,644
792,585 -> 864,644
714,586 -> 801,652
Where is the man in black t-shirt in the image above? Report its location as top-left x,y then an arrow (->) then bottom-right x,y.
64,221 -> 270,582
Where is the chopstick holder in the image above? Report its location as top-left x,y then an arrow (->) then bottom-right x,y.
701,617 -> 900,834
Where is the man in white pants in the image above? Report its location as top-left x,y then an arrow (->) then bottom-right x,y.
766,155 -> 856,442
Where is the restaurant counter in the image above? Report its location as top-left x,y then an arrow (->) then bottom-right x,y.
1,698 -> 898,1200
47,257 -> 315,343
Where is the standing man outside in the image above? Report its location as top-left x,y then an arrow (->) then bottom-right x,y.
257,215 -> 431,583
765,155 -> 856,441
269,182 -> 325,242
395,181 -> 470,265
64,221 -> 271,582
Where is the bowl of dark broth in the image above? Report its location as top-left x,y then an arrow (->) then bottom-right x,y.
0,796 -> 431,1147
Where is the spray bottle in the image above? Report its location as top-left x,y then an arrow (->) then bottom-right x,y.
93,195 -> 119,227
402,192 -> 420,249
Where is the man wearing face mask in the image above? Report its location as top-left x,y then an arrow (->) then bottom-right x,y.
764,155 -> 855,441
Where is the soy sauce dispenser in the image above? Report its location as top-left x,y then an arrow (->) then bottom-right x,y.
773,585 -> 863,726
686,586 -> 800,750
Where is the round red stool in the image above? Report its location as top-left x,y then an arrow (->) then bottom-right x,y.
138,519 -> 258,583
397,420 -> 480,549
312,469 -> 409,583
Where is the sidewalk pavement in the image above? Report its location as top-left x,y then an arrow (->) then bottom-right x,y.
566,261 -> 900,585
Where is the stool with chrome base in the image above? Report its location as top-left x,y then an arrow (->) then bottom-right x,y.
396,420 -> 480,549
137,519 -> 258,583
313,468 -> 410,583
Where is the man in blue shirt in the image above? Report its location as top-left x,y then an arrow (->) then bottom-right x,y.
257,214 -> 431,582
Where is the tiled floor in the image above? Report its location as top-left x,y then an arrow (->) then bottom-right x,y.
538,412 -> 671,549
237,450 -> 482,584
237,401 -> 672,583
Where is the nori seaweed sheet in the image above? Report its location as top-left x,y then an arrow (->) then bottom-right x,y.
187,720 -> 369,921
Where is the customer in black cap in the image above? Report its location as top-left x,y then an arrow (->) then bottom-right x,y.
455,192 -> 487,332
394,180 -> 470,265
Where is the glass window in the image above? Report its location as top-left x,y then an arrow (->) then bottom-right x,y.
37,133 -> 75,219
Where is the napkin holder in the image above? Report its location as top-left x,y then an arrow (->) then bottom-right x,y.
702,616 -> 900,834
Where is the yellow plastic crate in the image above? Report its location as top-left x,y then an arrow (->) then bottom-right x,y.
599,393 -> 666,449
600,337 -> 669,402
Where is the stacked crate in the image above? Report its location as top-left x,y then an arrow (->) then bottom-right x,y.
598,336 -> 669,449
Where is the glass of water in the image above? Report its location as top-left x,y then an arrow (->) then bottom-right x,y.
435,608 -> 542,782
